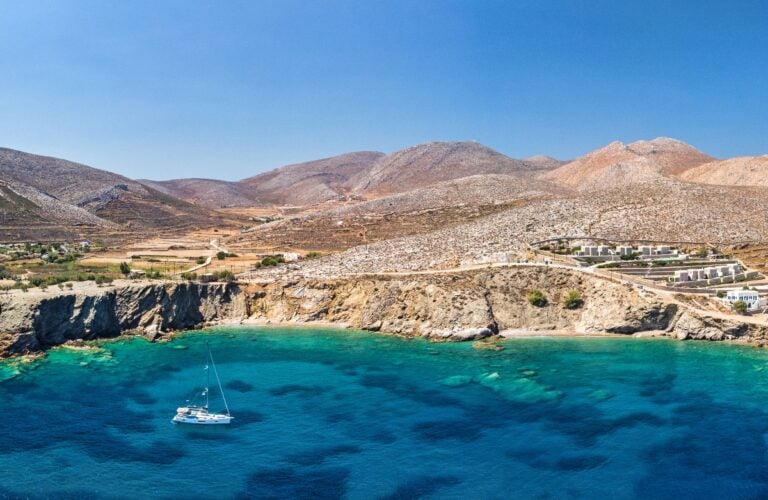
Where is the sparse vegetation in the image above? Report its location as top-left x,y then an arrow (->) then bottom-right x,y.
562,290 -> 584,309
527,289 -> 548,307
305,252 -> 322,259
216,270 -> 235,282
260,254 -> 285,267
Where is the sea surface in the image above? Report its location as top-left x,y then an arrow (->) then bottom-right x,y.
3,327 -> 768,499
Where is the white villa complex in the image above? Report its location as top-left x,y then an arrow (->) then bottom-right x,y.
722,290 -> 766,312
574,244 -> 683,260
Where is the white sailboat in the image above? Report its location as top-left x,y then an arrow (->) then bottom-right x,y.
172,343 -> 233,425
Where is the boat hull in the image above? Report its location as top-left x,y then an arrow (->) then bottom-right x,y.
172,414 -> 232,425
172,409 -> 232,425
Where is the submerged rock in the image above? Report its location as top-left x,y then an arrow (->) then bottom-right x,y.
441,375 -> 473,387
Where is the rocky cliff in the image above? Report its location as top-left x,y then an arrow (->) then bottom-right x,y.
0,282 -> 246,355
0,267 -> 763,357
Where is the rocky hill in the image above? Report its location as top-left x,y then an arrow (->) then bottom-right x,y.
232,173 -> 567,251
239,151 -> 384,206
0,148 -> 227,242
679,155 -> 768,187
243,179 -> 768,278
140,178 -> 259,209
146,142 -> 563,208
541,138 -> 714,190
352,141 -> 551,196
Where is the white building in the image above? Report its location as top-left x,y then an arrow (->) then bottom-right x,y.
723,290 -> 766,311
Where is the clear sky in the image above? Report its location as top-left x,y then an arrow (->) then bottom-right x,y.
0,0 -> 766,180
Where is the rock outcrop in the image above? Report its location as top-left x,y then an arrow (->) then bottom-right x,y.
0,282 -> 246,355
0,267 -> 763,357
670,311 -> 768,341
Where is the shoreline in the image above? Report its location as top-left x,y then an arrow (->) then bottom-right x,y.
2,268 -> 767,359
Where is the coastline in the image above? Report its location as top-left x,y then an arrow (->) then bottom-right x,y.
1,266 -> 767,358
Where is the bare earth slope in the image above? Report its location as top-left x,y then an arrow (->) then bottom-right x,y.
0,147 -> 225,240
239,151 -> 384,206
679,156 -> 768,187
244,179 -> 768,278
353,141 -> 551,196
542,138 -> 714,190
140,178 -> 259,209
233,173 -> 566,251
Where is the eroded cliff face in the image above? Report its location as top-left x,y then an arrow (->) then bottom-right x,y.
245,268 -> 677,340
0,267 -> 760,357
0,282 -> 246,355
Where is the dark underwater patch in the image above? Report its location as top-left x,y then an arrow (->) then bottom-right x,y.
128,390 -> 158,405
358,374 -> 461,408
368,429 -> 398,444
556,454 -> 610,471
230,410 -> 265,426
507,448 -> 609,472
238,466 -> 349,499
379,474 -> 462,500
412,418 -> 484,442
122,440 -> 186,465
0,487 -> 100,500
225,380 -> 254,393
285,444 -> 362,466
269,384 -> 327,397
325,412 -> 355,423
638,373 -> 676,398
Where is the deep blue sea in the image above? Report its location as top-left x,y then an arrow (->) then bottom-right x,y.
3,327 -> 768,499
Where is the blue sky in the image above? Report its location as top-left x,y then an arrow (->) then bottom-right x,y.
0,0 -> 766,180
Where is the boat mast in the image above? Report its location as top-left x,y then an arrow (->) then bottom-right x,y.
204,344 -> 210,409
208,346 -> 230,416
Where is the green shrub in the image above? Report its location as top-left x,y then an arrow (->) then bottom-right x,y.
562,290 -> 584,310
216,251 -> 227,260
527,289 -> 548,307
119,261 -> 131,275
217,270 -> 235,282
305,252 -> 322,259
261,255 -> 285,267
733,300 -> 748,314
716,291 -> 726,298
195,256 -> 206,265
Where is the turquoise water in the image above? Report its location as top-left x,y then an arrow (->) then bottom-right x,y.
3,328 -> 768,499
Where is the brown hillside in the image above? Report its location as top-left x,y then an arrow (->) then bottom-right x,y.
352,141 -> 546,196
140,178 -> 259,209
239,151 -> 384,206
0,148 -> 228,241
541,138 -> 713,190
679,155 -> 768,187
